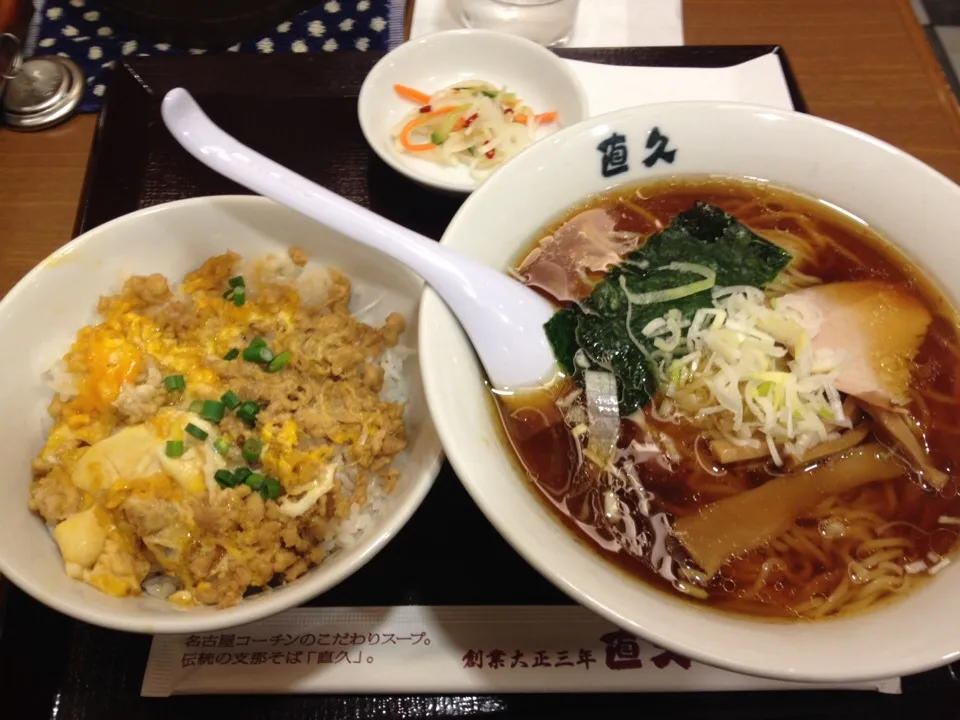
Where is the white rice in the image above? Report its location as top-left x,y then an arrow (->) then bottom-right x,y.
321,345 -> 409,555
48,359 -> 78,401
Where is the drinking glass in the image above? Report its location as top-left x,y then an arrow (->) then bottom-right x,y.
457,0 -> 580,47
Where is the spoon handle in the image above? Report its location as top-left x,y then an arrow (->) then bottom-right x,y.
161,88 -> 556,390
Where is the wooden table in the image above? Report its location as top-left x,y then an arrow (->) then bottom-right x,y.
1,0 -> 957,299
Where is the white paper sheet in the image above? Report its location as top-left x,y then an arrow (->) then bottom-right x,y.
410,0 -> 684,47
142,606 -> 900,697
567,54 -> 796,114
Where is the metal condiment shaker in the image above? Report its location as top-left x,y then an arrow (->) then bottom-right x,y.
1,50 -> 84,131
0,31 -> 21,104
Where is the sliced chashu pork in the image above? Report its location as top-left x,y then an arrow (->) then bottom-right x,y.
777,280 -> 932,409
517,209 -> 638,303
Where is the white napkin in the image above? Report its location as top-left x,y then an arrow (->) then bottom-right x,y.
142,606 -> 900,696
567,54 -> 796,114
410,0 -> 684,47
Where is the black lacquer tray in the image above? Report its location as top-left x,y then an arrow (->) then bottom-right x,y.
5,46 -> 956,720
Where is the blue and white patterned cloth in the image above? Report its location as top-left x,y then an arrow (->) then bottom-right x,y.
30,0 -> 404,112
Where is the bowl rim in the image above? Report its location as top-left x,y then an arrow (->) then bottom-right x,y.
357,28 -> 590,194
420,100 -> 960,682
0,194 -> 444,634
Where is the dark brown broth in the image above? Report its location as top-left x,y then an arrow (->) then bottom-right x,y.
496,177 -> 960,619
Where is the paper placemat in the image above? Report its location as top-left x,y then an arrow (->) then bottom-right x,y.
142,606 -> 901,697
567,53 -> 795,114
410,0 -> 684,47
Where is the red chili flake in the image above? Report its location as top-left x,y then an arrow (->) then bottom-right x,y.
485,149 -> 496,159
419,105 -> 431,114
464,113 -> 479,128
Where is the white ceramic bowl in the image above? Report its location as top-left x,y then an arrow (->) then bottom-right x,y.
358,29 -> 588,194
0,195 -> 443,633
419,101 -> 960,682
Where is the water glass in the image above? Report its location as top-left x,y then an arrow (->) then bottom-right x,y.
458,0 -> 580,47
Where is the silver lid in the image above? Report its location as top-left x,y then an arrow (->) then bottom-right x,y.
2,56 -> 84,131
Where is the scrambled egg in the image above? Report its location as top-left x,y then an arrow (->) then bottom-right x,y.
29,250 -> 408,608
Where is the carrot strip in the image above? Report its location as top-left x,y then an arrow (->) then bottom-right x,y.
398,105 -> 458,152
515,111 -> 559,125
394,84 -> 432,105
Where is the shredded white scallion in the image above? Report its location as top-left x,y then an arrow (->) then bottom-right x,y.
644,284 -> 848,465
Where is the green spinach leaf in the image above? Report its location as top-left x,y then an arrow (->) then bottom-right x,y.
543,202 -> 792,415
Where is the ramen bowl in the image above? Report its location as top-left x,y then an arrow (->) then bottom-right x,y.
419,102 -> 960,682
0,195 -> 443,633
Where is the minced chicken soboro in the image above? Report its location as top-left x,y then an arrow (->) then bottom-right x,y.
29,248 -> 409,607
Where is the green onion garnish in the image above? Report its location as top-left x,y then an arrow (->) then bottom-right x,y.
228,276 -> 245,288
232,287 -> 246,307
233,467 -> 253,482
236,401 -> 260,428
163,375 -> 185,392
266,351 -> 291,373
199,400 -> 225,423
223,348 -> 240,361
262,477 -> 282,500
244,472 -> 265,491
213,437 -> 231,456
185,423 -> 208,441
214,469 -> 238,488
188,399 -> 204,414
242,437 -> 263,463
242,345 -> 274,363
165,440 -> 184,458
221,390 -> 241,410
249,336 -> 267,349
481,89 -> 499,98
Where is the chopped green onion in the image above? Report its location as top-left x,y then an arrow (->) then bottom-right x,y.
237,412 -> 258,429
163,375 -> 185,392
237,400 -> 260,416
249,336 -> 267,349
237,401 -> 260,428
185,423 -> 208,441
244,473 -> 265,491
481,89 -> 499,98
221,390 -> 241,410
242,438 -> 263,463
215,469 -> 238,488
232,287 -> 246,307
188,399 -> 205,414
223,348 -> 240,361
233,467 -> 253,482
228,276 -> 245,289
242,345 -> 274,363
213,437 -> 231,456
266,351 -> 291,373
199,400 -> 225,423
165,440 -> 184,458
222,288 -> 234,299
262,477 -> 282,500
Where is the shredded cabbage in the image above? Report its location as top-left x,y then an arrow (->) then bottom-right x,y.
391,80 -> 553,180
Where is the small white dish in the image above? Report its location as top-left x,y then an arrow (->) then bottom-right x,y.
419,101 -> 960,682
358,29 -> 589,194
0,195 -> 443,634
